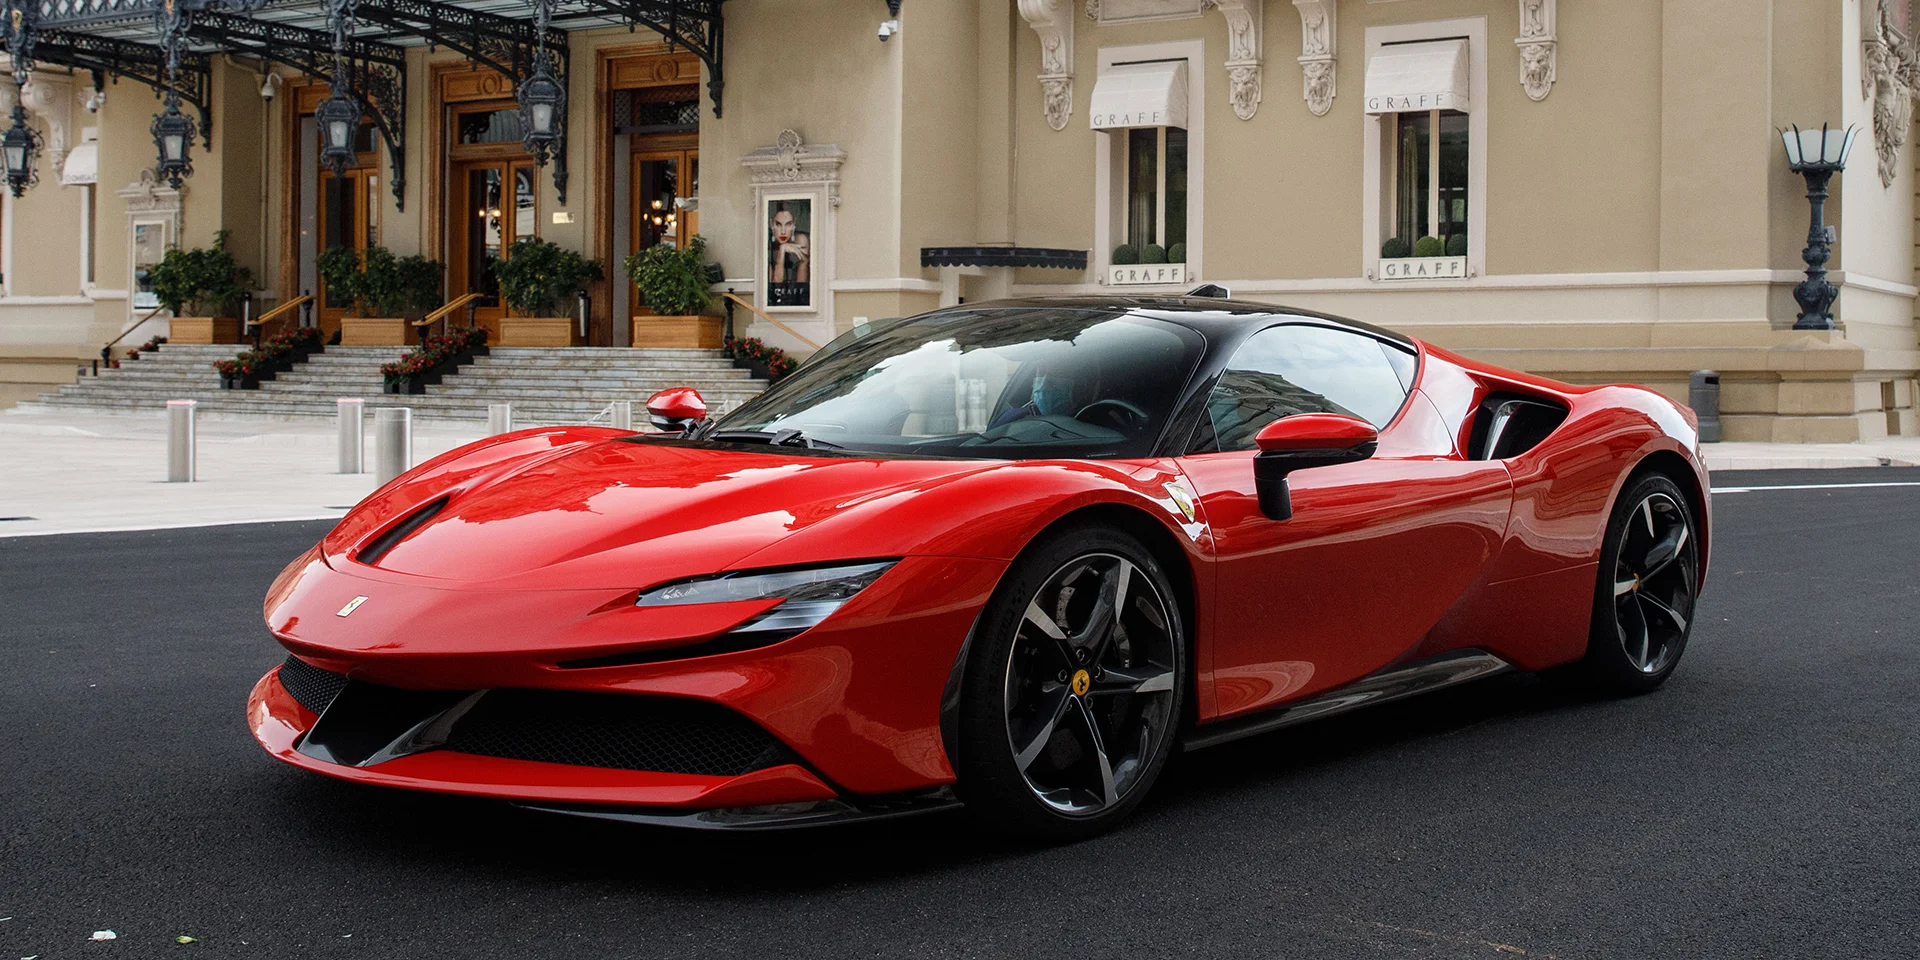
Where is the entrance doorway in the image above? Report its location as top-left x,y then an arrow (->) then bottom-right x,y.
317,128 -> 381,331
285,81 -> 382,341
629,146 -> 698,315
444,102 -> 538,343
602,49 -> 703,346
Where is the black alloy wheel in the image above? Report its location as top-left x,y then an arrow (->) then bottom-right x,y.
956,526 -> 1186,839
1576,472 -> 1700,694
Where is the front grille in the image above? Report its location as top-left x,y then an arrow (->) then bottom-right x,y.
277,655 -> 348,715
442,689 -> 796,777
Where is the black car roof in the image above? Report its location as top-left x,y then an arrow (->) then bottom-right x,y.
951,296 -> 1416,349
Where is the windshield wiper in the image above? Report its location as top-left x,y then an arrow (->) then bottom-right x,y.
707,428 -> 844,450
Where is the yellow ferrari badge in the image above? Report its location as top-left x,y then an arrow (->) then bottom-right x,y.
1071,669 -> 1091,696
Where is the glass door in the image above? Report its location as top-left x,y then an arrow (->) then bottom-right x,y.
629,148 -> 698,314
316,125 -> 380,332
448,158 -> 537,340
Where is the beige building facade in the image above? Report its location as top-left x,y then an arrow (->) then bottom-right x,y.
3,0 -> 1918,441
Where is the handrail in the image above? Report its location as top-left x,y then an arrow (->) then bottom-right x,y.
415,292 -> 484,327
719,291 -> 821,349
248,294 -> 313,328
105,305 -> 165,350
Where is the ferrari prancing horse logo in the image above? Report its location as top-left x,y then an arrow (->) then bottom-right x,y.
1070,669 -> 1091,697
336,596 -> 369,618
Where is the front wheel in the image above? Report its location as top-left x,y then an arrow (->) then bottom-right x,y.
955,526 -> 1187,840
1572,472 -> 1700,695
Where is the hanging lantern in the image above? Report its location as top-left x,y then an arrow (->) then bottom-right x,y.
315,84 -> 361,177
517,52 -> 564,165
2,103 -> 39,197
151,96 -> 197,189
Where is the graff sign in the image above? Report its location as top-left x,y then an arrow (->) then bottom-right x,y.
1108,263 -> 1189,286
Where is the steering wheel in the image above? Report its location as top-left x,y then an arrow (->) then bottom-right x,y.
1075,398 -> 1150,432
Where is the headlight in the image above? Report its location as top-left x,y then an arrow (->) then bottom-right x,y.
634,561 -> 897,635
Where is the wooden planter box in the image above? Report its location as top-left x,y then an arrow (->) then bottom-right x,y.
633,315 -> 722,349
499,316 -> 577,347
340,318 -> 414,346
170,317 -> 242,344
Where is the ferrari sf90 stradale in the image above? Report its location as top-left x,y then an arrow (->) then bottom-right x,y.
251,296 -> 1708,838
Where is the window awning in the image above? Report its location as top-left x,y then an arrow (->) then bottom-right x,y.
1364,39 -> 1471,114
60,141 -> 97,186
1090,60 -> 1189,131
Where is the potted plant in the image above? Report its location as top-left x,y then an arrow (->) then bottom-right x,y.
150,230 -> 253,344
1412,235 -> 1446,258
379,325 -> 489,394
724,335 -> 799,382
492,238 -> 602,346
213,352 -> 266,389
320,246 -> 445,346
625,235 -> 720,348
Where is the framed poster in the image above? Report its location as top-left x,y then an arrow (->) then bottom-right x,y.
764,196 -> 813,309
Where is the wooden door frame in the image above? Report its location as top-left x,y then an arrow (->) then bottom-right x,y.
279,78 -> 383,335
628,144 -> 698,313
595,43 -> 702,346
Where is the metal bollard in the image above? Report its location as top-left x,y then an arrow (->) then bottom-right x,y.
610,400 -> 633,431
488,402 -> 514,435
337,398 -> 365,474
373,407 -> 413,484
166,399 -> 196,482
1688,370 -> 1722,443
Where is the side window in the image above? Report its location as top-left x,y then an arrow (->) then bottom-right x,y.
1190,325 -> 1411,453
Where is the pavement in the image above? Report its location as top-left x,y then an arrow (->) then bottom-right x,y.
4,406 -> 1920,538
0,410 -> 487,537
0,469 -> 1916,959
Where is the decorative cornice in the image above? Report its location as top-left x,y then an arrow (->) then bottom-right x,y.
1017,0 -> 1074,131
1862,0 -> 1917,188
1208,0 -> 1263,120
1516,0 -> 1556,102
740,129 -> 847,204
1291,0 -> 1332,117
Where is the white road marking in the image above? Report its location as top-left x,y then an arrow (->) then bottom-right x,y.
1710,481 -> 1920,494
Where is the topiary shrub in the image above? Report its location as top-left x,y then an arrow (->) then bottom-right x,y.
149,230 -> 252,316
1141,244 -> 1168,264
492,238 -> 604,317
1166,242 -> 1187,264
1446,233 -> 1468,257
1111,244 -> 1140,265
1381,236 -> 1411,259
1412,235 -> 1446,258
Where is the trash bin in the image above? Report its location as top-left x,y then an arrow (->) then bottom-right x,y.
1689,370 -> 1721,443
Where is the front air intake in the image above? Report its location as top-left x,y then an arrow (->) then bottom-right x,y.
354,496 -> 448,566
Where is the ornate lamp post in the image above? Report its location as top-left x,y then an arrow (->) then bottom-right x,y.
3,2 -> 41,197
517,0 -> 566,199
1780,123 -> 1859,331
316,0 -> 362,177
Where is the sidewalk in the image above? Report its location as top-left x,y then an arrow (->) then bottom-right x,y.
0,408 -> 486,538
3,406 -> 1916,538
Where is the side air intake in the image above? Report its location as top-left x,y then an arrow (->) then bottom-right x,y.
1468,393 -> 1569,460
355,496 -> 448,566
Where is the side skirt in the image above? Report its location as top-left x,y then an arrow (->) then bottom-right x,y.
1180,649 -> 1513,752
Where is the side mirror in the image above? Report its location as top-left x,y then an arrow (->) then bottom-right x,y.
646,387 -> 708,434
1252,413 -> 1379,521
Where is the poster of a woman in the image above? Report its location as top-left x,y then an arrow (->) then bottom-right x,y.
766,198 -> 812,308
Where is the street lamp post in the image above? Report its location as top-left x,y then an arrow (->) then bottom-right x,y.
1780,123 -> 1859,331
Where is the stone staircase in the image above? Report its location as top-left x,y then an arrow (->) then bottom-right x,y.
17,342 -> 767,425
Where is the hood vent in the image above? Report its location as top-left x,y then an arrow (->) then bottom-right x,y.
355,496 -> 449,567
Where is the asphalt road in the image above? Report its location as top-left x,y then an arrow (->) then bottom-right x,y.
2,468 -> 1916,959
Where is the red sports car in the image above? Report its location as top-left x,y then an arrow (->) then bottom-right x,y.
250,296 -> 1709,839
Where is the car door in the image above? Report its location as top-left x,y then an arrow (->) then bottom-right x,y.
1175,323 -> 1513,720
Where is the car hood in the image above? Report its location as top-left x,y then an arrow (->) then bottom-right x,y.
329,437 -> 997,589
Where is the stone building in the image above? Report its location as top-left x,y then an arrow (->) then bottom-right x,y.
1,0 -> 1915,441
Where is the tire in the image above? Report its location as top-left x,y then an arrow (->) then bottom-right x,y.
955,524 -> 1187,841
1571,472 -> 1701,695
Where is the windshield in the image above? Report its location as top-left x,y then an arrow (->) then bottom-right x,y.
705,307 -> 1206,459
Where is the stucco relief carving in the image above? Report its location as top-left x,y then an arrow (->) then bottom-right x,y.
1515,0 -> 1556,102
1019,0 -> 1075,131
741,130 -> 847,205
1863,0 -> 1919,188
1201,0 -> 1262,120
10,72 -> 74,174
1292,0 -> 1334,117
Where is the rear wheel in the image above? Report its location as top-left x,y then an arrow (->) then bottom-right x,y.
956,525 -> 1186,840
1573,472 -> 1700,694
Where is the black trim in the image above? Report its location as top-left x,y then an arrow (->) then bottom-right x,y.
920,247 -> 1089,270
517,787 -> 962,832
1181,650 -> 1512,751
354,495 -> 448,566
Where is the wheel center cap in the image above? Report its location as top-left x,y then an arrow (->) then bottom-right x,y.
1631,574 -> 1641,592
1070,669 -> 1091,697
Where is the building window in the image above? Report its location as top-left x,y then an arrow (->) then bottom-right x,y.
1388,109 -> 1468,251
1121,118 -> 1187,255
